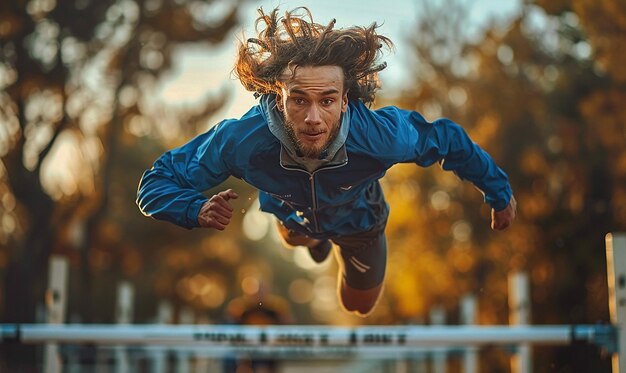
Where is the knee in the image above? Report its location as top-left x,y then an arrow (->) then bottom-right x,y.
281,234 -> 303,247
276,222 -> 313,247
338,281 -> 383,317
280,231 -> 316,248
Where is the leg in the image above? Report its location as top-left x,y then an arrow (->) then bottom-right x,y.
332,226 -> 387,317
337,279 -> 384,317
275,221 -> 332,263
275,220 -> 320,248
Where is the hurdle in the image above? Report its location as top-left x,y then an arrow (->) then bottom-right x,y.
0,233 -> 624,371
0,323 -> 617,347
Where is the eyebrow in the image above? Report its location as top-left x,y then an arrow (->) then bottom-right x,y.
290,88 -> 340,96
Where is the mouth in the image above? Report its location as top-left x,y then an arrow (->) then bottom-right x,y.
300,131 -> 326,142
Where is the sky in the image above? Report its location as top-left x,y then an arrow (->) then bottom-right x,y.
157,0 -> 522,122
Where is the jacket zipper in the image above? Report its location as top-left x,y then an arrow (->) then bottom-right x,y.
280,161 -> 347,232
308,174 -> 318,230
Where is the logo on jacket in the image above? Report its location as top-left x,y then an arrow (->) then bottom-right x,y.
271,193 -> 292,199
340,185 -> 353,191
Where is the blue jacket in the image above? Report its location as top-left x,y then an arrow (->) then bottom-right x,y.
137,95 -> 512,239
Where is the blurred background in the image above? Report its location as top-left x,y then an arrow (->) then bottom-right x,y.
1,0 -> 625,370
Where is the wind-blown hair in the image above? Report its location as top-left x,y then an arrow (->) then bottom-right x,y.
235,7 -> 393,104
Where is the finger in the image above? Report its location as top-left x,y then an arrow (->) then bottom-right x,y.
209,212 -> 231,226
209,202 -> 234,218
210,195 -> 234,212
491,217 -> 503,231
199,216 -> 226,230
209,222 -> 226,231
219,189 -> 239,201
207,219 -> 227,231
495,218 -> 511,231
491,220 -> 500,231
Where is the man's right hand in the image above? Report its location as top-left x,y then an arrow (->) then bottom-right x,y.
197,189 -> 239,230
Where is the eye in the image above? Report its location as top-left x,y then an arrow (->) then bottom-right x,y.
321,98 -> 334,106
293,98 -> 306,105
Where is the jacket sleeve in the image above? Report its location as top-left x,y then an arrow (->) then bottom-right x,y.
136,122 -> 232,229
374,106 -> 512,211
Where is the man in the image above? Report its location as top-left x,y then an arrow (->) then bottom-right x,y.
137,7 -> 516,317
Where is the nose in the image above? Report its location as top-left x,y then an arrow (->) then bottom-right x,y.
304,105 -> 322,125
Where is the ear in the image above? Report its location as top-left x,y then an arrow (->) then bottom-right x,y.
341,92 -> 348,112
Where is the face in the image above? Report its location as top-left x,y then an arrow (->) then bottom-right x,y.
277,65 -> 348,159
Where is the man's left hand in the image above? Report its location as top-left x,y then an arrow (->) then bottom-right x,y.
491,195 -> 517,231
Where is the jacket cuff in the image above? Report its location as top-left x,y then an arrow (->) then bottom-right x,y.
491,197 -> 510,212
487,185 -> 512,212
187,198 -> 208,228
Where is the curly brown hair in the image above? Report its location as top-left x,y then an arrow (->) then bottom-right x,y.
234,7 -> 393,104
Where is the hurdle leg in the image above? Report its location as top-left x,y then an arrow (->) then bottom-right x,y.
430,305 -> 447,373
151,300 -> 173,373
176,307 -> 193,372
44,256 -> 69,373
509,271 -> 532,373
461,294 -> 478,373
193,315 -> 222,373
115,281 -> 134,373
606,233 -> 626,373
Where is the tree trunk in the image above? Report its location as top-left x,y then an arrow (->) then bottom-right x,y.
1,160 -> 56,366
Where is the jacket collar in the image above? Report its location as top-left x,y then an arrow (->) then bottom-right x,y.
259,94 -> 349,170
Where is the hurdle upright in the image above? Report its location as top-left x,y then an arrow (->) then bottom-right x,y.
607,233 -> 626,373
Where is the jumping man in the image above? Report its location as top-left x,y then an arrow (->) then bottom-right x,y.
137,7 -> 517,317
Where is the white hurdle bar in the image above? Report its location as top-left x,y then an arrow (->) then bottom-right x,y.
0,324 -> 616,350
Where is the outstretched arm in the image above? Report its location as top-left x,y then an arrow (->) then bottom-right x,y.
137,125 -> 232,229
339,102 -> 516,229
372,107 -> 515,228
406,118 -> 514,229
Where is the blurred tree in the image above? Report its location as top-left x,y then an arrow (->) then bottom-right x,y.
379,0 -> 625,370
0,0 -> 245,333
